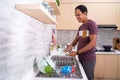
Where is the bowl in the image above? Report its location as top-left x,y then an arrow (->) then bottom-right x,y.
61,65 -> 72,74
45,65 -> 53,75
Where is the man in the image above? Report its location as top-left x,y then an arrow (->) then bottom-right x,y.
64,5 -> 98,80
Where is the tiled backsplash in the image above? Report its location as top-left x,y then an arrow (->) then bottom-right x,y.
57,30 -> 120,47
0,0 -> 54,80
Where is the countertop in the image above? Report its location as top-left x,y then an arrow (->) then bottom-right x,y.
95,50 -> 120,54
52,48 -> 120,55
21,49 -> 120,80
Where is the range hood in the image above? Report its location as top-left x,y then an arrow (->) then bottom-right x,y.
98,25 -> 118,30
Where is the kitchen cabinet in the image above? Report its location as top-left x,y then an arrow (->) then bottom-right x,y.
15,0 -> 61,24
70,4 -> 82,30
115,3 -> 120,30
87,3 -> 116,25
95,54 -> 119,79
57,2 -> 120,30
118,55 -> 120,79
94,54 -> 104,79
57,3 -> 81,30
60,0 -> 120,3
56,4 -> 71,30
44,0 -> 61,15
104,54 -> 118,79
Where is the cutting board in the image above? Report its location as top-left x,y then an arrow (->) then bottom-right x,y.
116,43 -> 120,50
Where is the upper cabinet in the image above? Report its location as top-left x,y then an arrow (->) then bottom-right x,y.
60,0 -> 120,3
15,0 -> 61,24
44,0 -> 61,15
57,2 -> 120,30
56,4 -> 71,30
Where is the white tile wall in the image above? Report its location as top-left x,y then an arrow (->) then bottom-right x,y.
0,0 -> 55,80
57,30 -> 120,47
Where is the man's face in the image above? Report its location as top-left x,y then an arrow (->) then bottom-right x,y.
75,9 -> 86,23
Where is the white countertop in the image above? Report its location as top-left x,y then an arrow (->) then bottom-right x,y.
21,48 -> 120,80
95,50 -> 120,54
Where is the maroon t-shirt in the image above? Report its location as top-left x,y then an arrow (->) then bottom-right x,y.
77,20 -> 98,61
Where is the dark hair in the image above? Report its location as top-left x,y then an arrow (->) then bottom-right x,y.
75,5 -> 88,14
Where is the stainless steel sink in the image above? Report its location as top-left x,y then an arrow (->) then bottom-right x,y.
35,55 -> 83,79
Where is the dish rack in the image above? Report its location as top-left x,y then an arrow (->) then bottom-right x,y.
36,55 -> 83,78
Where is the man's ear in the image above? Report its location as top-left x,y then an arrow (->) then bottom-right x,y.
84,12 -> 87,15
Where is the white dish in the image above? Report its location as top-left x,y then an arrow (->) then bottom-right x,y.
37,58 -> 48,73
44,56 -> 56,70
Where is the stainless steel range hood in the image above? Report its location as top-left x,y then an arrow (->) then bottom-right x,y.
98,25 -> 118,30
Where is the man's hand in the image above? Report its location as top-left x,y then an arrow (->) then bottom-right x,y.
64,44 -> 72,52
69,51 -> 77,56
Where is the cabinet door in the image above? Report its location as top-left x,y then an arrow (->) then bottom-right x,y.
94,54 -> 104,79
60,0 -> 120,3
57,3 -> 120,30
87,3 -> 116,24
56,4 -> 71,30
118,55 -> 120,79
104,55 -> 118,79
70,4 -> 81,30
57,3 -> 80,30
115,3 -> 120,30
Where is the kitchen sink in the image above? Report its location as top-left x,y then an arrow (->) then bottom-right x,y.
35,55 -> 83,79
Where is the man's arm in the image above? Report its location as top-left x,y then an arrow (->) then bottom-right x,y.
71,35 -> 79,47
64,35 -> 79,52
77,34 -> 97,54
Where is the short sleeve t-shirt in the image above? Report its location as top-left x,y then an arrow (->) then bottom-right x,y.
77,19 -> 98,61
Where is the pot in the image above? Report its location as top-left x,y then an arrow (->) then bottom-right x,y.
103,45 -> 112,51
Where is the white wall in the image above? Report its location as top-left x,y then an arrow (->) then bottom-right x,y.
0,0 -> 55,80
